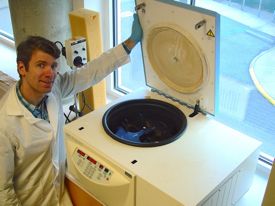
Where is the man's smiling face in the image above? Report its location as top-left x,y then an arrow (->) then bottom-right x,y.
18,50 -> 59,103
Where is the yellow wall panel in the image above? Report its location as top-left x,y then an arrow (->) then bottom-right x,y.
69,8 -> 106,114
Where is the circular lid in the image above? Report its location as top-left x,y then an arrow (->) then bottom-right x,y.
147,26 -> 204,93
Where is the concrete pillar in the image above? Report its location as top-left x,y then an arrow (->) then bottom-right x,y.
8,0 -> 73,73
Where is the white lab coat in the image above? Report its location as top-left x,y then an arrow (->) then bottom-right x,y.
0,44 -> 129,205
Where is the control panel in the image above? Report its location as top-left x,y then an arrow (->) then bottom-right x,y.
72,148 -> 113,183
65,37 -> 87,68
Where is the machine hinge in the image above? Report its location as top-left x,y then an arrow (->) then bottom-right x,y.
135,2 -> 146,13
151,89 -> 207,117
189,100 -> 201,117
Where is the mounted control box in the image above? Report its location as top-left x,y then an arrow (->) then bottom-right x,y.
65,37 -> 87,68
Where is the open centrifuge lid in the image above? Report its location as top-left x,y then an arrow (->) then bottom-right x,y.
136,0 -> 220,115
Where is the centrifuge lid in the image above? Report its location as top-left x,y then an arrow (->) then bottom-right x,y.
136,0 -> 220,115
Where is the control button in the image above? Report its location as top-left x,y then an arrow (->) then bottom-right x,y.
76,159 -> 82,166
97,173 -> 103,180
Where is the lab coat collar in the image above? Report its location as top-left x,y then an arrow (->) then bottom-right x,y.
6,85 -> 40,124
6,85 -> 58,127
47,92 -> 59,139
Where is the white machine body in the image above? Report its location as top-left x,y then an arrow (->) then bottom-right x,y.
65,90 -> 261,206
65,1 -> 261,206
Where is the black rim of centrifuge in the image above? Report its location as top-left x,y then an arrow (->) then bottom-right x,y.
102,99 -> 187,147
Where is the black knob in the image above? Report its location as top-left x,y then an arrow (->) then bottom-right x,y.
73,56 -> 83,67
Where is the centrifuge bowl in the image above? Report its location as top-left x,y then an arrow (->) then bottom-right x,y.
102,99 -> 187,147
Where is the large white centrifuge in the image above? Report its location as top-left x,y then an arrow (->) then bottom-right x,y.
64,1 -> 261,206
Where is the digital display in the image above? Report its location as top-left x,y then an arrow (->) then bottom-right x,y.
77,149 -> 85,156
87,156 -> 97,164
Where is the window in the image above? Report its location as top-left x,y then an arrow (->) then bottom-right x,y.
113,0 -> 145,93
0,0 -> 16,79
0,0 -> 14,39
114,0 -> 274,158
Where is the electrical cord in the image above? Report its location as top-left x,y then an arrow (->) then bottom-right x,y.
54,39 -> 93,123
65,92 -> 93,123
64,112 -> 71,124
79,92 -> 93,114
54,41 -> 66,58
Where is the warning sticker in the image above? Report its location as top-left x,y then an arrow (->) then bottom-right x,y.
207,29 -> 215,37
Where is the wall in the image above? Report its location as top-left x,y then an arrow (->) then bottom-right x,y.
8,0 -> 73,74
83,0 -> 115,98
84,0 -> 113,51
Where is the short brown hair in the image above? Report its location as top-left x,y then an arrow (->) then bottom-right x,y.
16,36 -> 60,70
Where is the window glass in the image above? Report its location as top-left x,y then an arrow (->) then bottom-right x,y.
114,0 -> 145,93
196,0 -> 275,158
0,0 -> 14,39
114,0 -> 275,157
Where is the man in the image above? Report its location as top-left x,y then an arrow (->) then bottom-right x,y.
0,13 -> 142,205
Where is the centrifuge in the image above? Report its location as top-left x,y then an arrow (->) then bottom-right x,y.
64,1 -> 261,205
